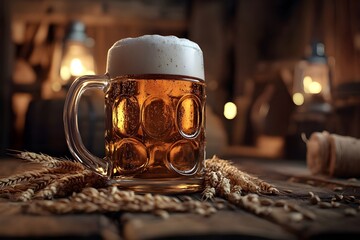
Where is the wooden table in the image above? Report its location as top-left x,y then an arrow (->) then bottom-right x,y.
1,157 -> 360,239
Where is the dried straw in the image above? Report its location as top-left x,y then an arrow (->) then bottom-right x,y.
0,151 -> 290,220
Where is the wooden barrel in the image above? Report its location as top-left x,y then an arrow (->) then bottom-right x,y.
24,95 -> 105,158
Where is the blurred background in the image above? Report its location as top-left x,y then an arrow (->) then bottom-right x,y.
1,0 -> 360,160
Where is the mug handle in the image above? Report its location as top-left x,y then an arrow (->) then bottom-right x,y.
63,74 -> 112,178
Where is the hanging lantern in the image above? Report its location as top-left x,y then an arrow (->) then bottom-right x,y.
293,42 -> 332,110
59,21 -> 95,88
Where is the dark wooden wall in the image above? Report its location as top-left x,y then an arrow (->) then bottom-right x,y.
1,0 -> 360,156
0,0 -> 14,155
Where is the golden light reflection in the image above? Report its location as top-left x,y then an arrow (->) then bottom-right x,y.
224,102 -> 237,120
175,95 -> 202,138
114,99 -> 126,134
181,98 -> 194,130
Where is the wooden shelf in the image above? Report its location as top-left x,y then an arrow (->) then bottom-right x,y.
10,0 -> 188,31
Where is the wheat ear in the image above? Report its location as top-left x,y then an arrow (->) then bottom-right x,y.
0,168 -> 70,188
12,151 -> 61,163
205,156 -> 279,194
35,170 -> 107,199
12,175 -> 57,202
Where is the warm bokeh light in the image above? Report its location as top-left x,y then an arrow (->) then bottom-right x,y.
51,82 -> 62,92
224,102 -> 237,120
292,92 -> 304,106
303,75 -> 322,94
60,42 -> 95,84
60,66 -> 71,81
303,76 -> 312,93
70,58 -> 85,76
308,81 -> 322,94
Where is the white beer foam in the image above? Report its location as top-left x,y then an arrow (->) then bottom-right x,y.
106,35 -> 205,80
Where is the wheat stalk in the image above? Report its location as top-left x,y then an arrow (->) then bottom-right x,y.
0,162 -> 86,189
0,168 -> 66,188
9,151 -> 84,170
1,151 -> 108,202
44,161 -> 85,171
12,175 -> 56,201
12,151 -> 62,164
35,170 -> 107,199
204,156 -> 279,195
1,151 -> 285,220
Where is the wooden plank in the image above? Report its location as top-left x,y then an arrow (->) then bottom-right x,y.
253,180 -> 360,236
10,0 -> 187,31
232,158 -> 360,188
0,212 -> 121,239
12,13 -> 187,30
232,159 -> 360,238
1,157 -> 360,239
122,211 -> 296,240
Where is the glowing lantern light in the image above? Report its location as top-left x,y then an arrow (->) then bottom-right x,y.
293,42 -> 331,106
59,21 -> 95,89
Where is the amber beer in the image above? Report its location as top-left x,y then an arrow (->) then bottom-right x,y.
64,35 -> 205,193
105,77 -> 205,179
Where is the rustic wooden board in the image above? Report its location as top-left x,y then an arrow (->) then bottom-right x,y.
0,212 -> 121,239
232,159 -> 360,238
1,157 -> 360,239
122,211 -> 296,240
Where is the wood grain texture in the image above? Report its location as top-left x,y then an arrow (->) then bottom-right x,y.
122,211 -> 296,240
1,158 -> 360,239
0,213 -> 120,239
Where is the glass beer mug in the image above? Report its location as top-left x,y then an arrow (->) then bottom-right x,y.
63,35 -> 206,193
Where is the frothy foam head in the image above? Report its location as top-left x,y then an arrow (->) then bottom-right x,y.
106,35 -> 205,80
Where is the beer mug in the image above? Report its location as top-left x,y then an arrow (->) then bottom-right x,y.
63,35 -> 206,193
